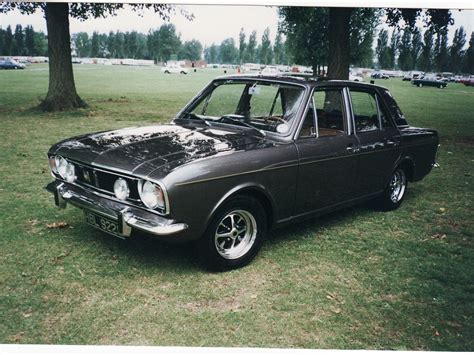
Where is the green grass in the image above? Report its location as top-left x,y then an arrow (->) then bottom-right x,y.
0,64 -> 473,349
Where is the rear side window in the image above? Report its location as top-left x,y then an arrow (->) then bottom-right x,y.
350,91 -> 379,132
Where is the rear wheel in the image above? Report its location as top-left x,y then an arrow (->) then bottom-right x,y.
197,196 -> 266,271
418,83 -> 423,87
378,167 -> 408,211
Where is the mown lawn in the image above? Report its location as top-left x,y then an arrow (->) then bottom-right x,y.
0,64 -> 473,349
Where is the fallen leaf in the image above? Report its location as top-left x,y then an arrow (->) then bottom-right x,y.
10,332 -> 25,343
435,330 -> 440,336
22,312 -> 33,318
46,222 -> 69,229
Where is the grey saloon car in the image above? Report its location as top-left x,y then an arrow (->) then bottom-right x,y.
46,75 -> 439,270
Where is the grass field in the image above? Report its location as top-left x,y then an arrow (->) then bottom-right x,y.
0,64 -> 473,349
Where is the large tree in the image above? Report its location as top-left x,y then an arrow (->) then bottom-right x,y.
273,31 -> 286,65
279,7 -> 453,79
179,39 -> 203,61
419,28 -> 435,72
449,27 -> 466,73
279,7 -> 329,75
219,38 -> 238,64
463,32 -> 474,74
280,7 -> 379,77
260,27 -> 273,65
434,29 -> 449,72
398,29 -> 412,71
238,28 -> 246,64
245,30 -> 257,63
376,29 -> 391,69
410,27 -> 423,70
0,2 -> 176,111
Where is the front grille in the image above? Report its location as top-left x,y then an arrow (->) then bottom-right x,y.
73,162 -> 140,202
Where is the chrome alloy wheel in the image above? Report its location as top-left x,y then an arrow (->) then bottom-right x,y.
214,209 -> 257,260
389,169 -> 407,203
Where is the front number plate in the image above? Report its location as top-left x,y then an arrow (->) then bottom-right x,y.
84,210 -> 124,238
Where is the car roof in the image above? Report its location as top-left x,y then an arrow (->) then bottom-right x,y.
214,74 -> 388,91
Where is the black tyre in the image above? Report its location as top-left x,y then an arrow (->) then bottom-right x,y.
378,167 -> 408,211
197,195 -> 266,271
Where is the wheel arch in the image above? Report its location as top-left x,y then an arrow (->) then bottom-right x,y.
208,183 -> 276,232
394,156 -> 415,182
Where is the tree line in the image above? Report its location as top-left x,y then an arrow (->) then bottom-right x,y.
203,27 -> 287,65
0,24 -> 48,56
72,24 -> 202,62
3,20 -> 472,74
376,26 -> 473,74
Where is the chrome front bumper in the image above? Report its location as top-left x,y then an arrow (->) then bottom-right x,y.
46,181 -> 188,238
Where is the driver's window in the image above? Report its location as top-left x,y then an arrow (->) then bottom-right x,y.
313,89 -> 346,136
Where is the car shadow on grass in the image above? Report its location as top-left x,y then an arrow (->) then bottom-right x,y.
78,188 -> 424,272
266,187 -> 423,246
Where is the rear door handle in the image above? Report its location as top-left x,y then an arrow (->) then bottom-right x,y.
346,144 -> 359,153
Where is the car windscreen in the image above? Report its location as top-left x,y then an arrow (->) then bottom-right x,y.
180,80 -> 306,135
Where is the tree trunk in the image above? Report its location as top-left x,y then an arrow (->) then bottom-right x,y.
327,7 -> 353,80
41,2 -> 86,111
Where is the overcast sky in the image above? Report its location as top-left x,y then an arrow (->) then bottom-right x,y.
0,5 -> 472,48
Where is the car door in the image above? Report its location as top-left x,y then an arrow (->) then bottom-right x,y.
294,87 -> 360,215
348,88 -> 401,196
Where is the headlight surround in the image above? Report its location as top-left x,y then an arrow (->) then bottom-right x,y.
138,180 -> 166,211
53,156 -> 76,183
113,178 -> 130,201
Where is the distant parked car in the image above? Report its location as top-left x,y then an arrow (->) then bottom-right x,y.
371,71 -> 389,79
463,76 -> 474,86
0,58 -> 25,69
403,71 -> 424,81
411,76 -> 447,88
349,73 -> 364,82
260,66 -> 281,76
161,64 -> 189,74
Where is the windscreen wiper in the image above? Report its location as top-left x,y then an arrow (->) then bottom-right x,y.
182,112 -> 211,127
220,115 -> 266,137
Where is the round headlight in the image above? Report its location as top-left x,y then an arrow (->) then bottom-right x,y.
55,156 -> 68,178
139,180 -> 165,210
55,156 -> 76,183
64,162 -> 76,183
114,178 -> 130,201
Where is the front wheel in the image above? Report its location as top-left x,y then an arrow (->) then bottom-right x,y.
197,196 -> 266,271
377,167 -> 408,211
418,83 -> 423,87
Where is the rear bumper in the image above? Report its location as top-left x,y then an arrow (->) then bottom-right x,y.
45,180 -> 188,239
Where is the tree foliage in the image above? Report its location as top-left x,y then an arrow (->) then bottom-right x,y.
179,39 -> 203,62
